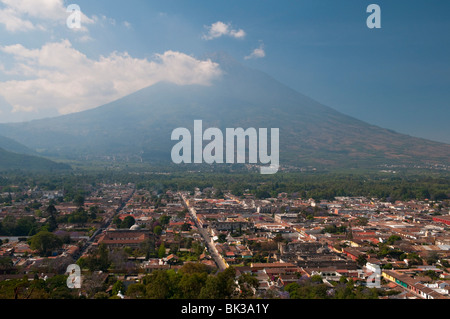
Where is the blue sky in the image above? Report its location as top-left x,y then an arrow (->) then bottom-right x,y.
0,0 -> 449,143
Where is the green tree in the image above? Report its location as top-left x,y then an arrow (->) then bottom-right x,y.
126,283 -> 146,299
238,273 -> 259,298
158,243 -> 166,259
74,195 -> 85,208
45,204 -> 58,232
29,231 -> 63,256
159,215 -> 171,226
356,254 -> 368,267
15,217 -> 39,236
386,235 -> 402,245
153,225 -> 163,236
121,216 -> 136,229
199,267 -> 237,299
145,270 -> 172,299
97,244 -> 110,271
310,275 -> 323,283
426,252 -> 439,265
181,223 -> 192,232
112,280 -> 125,296
179,262 -> 211,275
178,272 -> 208,299
218,234 -> 227,243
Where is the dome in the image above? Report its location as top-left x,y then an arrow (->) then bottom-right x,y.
130,225 -> 140,230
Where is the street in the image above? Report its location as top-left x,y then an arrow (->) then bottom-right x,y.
179,193 -> 228,271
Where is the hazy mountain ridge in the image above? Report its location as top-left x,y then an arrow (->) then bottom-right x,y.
0,147 -> 71,172
0,135 -> 37,156
0,53 -> 448,169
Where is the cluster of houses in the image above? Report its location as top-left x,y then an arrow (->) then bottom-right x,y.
180,190 -> 450,298
1,183 -> 449,299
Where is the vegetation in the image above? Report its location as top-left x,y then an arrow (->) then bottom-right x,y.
284,276 -> 379,299
0,169 -> 449,204
0,167 -> 449,300
29,231 -> 63,256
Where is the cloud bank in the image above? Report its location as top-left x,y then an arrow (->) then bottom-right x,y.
202,21 -> 246,40
0,40 -> 222,119
0,0 -> 94,32
245,42 -> 266,60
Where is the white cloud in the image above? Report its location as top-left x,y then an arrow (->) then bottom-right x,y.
0,40 -> 223,117
123,21 -> 131,29
0,7 -> 35,32
245,42 -> 266,60
202,21 -> 246,40
0,0 -> 94,32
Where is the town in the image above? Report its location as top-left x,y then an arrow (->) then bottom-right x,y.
0,180 -> 449,299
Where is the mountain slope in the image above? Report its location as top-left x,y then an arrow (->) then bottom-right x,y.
0,53 -> 449,169
0,135 -> 38,156
0,148 -> 71,172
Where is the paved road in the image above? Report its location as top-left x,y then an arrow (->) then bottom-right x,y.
74,187 -> 136,261
179,193 -> 228,271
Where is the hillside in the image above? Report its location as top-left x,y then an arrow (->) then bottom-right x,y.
0,148 -> 71,172
0,135 -> 37,156
0,53 -> 448,169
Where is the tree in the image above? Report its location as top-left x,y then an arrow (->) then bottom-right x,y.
112,280 -> 125,296
74,195 -> 85,208
153,225 -> 162,236
29,231 -> 63,256
15,217 -> 39,236
159,215 -> 171,226
179,262 -> 211,275
424,270 -> 439,281
355,217 -> 369,226
356,254 -> 368,267
0,257 -> 13,274
386,235 -> 402,245
97,244 -> 110,271
46,204 -> 58,217
273,233 -> 284,243
112,216 -> 122,228
426,252 -> 439,265
46,275 -> 75,299
45,204 -> 58,232
310,275 -> 323,283
140,237 -> 156,259
181,223 -> 192,232
199,276 -> 222,299
158,243 -> 166,259
199,267 -> 237,299
93,292 -> 110,299
218,234 -> 227,243
126,283 -> 146,299
238,273 -> 259,298
121,216 -> 136,229
215,189 -> 224,199
145,270 -> 172,299
178,272 -> 208,299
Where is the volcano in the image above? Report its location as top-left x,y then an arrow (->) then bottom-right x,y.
0,53 -> 449,170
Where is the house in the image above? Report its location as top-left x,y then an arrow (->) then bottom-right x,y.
250,262 -> 296,271
382,269 -> 449,299
277,274 -> 299,286
342,247 -> 366,261
165,254 -> 179,265
432,216 -> 450,226
303,267 -> 342,281
96,229 -> 151,248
